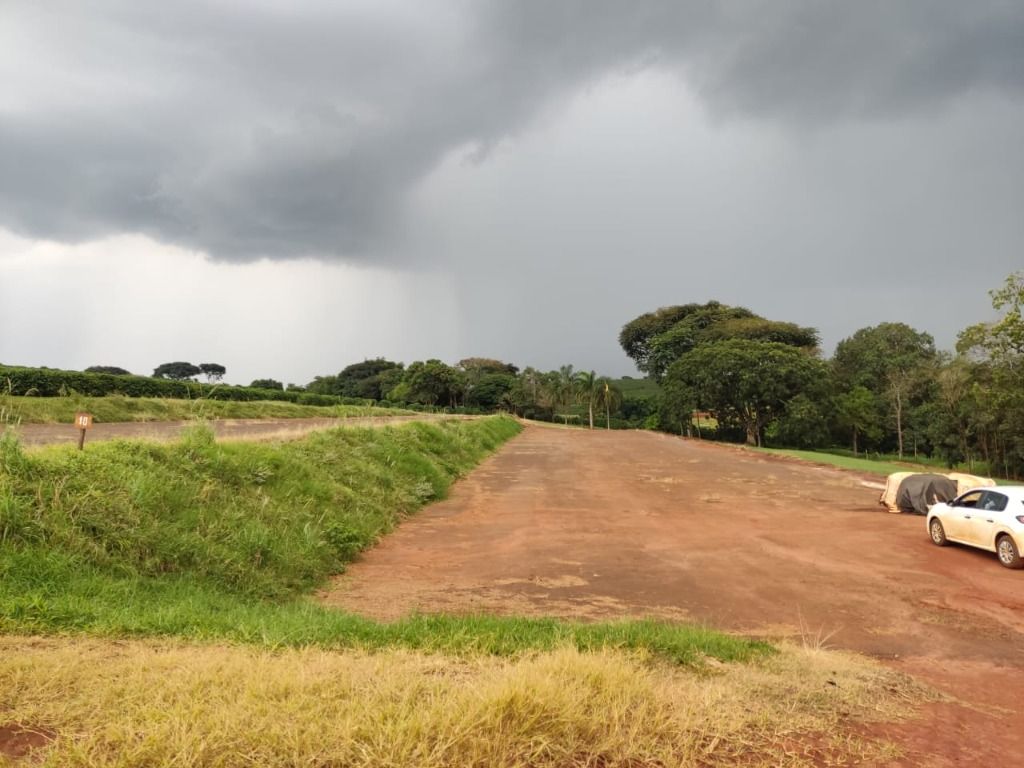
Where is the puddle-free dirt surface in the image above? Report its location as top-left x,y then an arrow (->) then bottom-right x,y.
0,723 -> 55,763
324,424 -> 1024,767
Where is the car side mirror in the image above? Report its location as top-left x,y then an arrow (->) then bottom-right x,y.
948,499 -> 958,508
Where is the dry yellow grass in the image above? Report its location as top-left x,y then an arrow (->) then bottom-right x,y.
0,636 -> 928,767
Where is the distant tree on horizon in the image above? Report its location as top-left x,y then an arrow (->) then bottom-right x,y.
153,361 -> 201,380
85,365 -> 131,375
198,363 -> 226,383
250,378 -> 284,391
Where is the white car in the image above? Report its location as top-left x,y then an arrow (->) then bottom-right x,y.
927,486 -> 1024,569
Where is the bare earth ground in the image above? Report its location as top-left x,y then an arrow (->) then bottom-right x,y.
13,413 -> 471,448
324,424 -> 1024,767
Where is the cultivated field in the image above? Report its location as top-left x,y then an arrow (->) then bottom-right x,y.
326,424 -> 1024,766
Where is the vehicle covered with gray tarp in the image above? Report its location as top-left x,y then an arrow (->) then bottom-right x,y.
894,473 -> 958,515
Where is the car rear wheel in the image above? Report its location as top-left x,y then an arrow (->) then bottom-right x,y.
929,518 -> 948,546
996,535 -> 1024,569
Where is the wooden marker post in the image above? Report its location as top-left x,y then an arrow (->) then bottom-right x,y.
74,412 -> 93,450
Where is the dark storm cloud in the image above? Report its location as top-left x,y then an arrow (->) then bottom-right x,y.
1,0 -> 1022,261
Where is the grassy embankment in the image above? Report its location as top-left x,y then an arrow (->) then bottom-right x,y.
0,394 -> 411,425
0,417 -> 927,766
0,416 -> 760,662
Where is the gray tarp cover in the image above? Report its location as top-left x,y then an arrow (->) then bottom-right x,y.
895,474 -> 958,515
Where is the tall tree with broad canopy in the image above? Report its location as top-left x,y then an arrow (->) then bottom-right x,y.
620,301 -> 818,380
85,366 -> 131,375
464,373 -> 516,410
153,361 -> 201,380
834,385 -> 884,455
958,271 -> 1024,362
457,358 -> 519,376
198,363 -> 226,383
665,339 -> 827,446
833,322 -> 937,458
401,360 -> 465,408
956,271 -> 1024,477
618,303 -> 712,374
306,359 -> 403,399
459,358 -> 518,410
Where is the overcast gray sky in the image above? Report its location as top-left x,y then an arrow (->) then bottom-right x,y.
1,1 -> 1022,384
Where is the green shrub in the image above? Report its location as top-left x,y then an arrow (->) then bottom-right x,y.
0,365 -> 372,406
0,417 -> 522,599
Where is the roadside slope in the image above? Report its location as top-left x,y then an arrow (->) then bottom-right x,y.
11,412 -> 475,448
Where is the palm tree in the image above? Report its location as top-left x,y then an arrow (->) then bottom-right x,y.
556,365 -> 576,408
521,367 -> 542,406
597,380 -> 623,430
574,370 -> 601,429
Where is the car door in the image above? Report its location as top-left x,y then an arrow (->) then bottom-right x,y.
944,490 -> 984,542
966,491 -> 1009,550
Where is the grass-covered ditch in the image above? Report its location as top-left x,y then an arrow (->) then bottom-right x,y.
0,416 -> 766,664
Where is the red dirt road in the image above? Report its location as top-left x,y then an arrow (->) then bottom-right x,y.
325,424 -> 1024,767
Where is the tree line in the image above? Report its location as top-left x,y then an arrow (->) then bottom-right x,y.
619,272 -> 1024,478
306,358 -> 624,428
9,271 -> 1021,476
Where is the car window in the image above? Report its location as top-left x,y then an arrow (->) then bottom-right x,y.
956,491 -> 984,508
981,492 -> 1008,512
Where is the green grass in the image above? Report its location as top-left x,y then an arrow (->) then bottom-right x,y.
1,394 -> 411,424
0,549 -> 765,665
0,417 -> 769,665
751,447 -> 1012,484
0,418 -> 520,598
611,376 -> 660,400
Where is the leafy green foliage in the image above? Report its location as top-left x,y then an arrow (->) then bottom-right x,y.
958,271 -> 1024,360
618,304 -> 711,373
952,272 -> 1024,477
770,394 -> 830,449
153,361 -> 202,380
833,323 -> 936,392
833,322 -> 938,458
833,386 -> 884,454
400,360 -> 466,407
619,301 -> 818,379
457,358 -> 518,376
249,378 -> 284,390
0,364 -> 360,406
0,418 -> 521,599
198,363 -> 226,382
84,366 -> 131,375
665,340 -> 828,446
464,373 -> 516,410
308,359 -> 405,400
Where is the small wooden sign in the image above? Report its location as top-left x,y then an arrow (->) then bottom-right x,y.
75,412 -> 93,450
